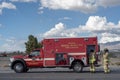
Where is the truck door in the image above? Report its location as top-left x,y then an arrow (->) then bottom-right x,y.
25,50 -> 43,67
86,45 -> 95,65
55,53 -> 68,65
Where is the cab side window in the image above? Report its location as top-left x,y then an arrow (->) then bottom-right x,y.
30,50 -> 40,57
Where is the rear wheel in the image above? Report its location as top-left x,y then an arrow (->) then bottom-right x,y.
73,62 -> 83,72
13,63 -> 24,73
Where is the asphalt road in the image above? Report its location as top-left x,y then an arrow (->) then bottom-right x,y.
0,66 -> 120,80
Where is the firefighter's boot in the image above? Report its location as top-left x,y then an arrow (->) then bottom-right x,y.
104,65 -> 110,73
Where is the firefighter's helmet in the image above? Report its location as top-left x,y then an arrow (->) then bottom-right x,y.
104,48 -> 109,52
90,49 -> 94,52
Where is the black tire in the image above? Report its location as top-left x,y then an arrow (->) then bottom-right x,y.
23,68 -> 29,72
73,62 -> 83,73
13,63 -> 24,73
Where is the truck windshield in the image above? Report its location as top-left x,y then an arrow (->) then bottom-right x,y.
30,50 -> 40,56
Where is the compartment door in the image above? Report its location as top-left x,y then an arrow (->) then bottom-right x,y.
86,45 -> 95,64
55,53 -> 68,65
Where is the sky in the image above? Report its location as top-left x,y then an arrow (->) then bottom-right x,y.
0,0 -> 120,52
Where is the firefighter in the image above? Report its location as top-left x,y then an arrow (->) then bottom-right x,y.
89,49 -> 96,73
103,48 -> 110,73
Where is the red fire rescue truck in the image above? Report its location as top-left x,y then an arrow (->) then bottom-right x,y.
10,37 -> 100,73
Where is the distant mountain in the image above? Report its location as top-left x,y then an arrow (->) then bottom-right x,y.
102,41 -> 120,46
100,41 -> 120,50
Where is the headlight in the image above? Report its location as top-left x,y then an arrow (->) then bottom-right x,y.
10,58 -> 14,62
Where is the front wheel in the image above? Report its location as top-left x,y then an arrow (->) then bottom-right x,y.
13,63 -> 24,73
73,62 -> 83,73
24,68 -> 29,72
